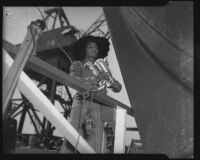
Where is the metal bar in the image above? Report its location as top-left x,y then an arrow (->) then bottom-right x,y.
44,14 -> 50,22
87,21 -> 105,35
29,105 -> 44,130
59,7 -> 70,26
64,86 -> 73,103
45,54 -> 59,138
37,76 -> 47,88
42,117 -> 47,135
56,7 -> 65,28
27,107 -> 40,135
17,102 -> 27,134
10,101 -> 24,116
59,102 -> 67,110
52,12 -> 58,30
3,40 -> 134,116
11,102 -> 21,106
54,94 -> 68,105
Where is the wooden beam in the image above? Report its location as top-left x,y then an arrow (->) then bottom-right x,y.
113,106 -> 127,153
3,39 -> 134,116
3,50 -> 95,153
27,108 -> 40,135
2,25 -> 39,120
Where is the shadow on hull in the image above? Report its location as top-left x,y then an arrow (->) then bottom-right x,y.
104,2 -> 193,158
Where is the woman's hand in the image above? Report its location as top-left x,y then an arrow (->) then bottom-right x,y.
97,71 -> 110,81
108,79 -> 122,93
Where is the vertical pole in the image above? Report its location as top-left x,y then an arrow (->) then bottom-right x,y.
17,102 -> 27,134
27,108 -> 40,135
113,106 -> 127,153
30,105 -> 45,133
101,121 -> 106,153
45,79 -> 57,137
64,86 -> 73,103
45,55 -> 59,138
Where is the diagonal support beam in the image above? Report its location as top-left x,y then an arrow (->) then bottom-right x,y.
3,50 -> 95,153
3,39 -> 134,116
2,26 -> 38,120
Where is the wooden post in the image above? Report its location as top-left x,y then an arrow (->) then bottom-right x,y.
101,121 -> 106,153
45,55 -> 59,138
113,106 -> 127,153
3,23 -> 41,120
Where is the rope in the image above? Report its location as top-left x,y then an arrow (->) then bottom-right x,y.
74,90 -> 96,153
74,91 -> 88,153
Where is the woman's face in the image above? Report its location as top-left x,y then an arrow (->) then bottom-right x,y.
85,41 -> 99,59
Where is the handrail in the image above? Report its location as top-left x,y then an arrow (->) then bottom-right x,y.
3,39 -> 134,116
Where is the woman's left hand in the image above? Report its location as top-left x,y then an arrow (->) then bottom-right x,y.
108,79 -> 122,93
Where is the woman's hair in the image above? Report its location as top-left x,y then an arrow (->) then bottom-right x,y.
72,36 -> 110,61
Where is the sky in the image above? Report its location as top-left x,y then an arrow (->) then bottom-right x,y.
3,7 -> 141,146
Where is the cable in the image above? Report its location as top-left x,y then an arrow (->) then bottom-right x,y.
35,7 -> 73,64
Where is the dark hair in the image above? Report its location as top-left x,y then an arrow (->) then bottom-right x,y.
72,36 -> 110,61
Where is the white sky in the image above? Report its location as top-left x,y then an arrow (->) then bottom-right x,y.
3,7 -> 140,146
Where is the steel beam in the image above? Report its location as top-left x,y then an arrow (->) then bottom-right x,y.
17,102 -> 27,134
27,108 -> 40,135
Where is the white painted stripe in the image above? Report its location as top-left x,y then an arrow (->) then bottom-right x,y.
114,106 -> 127,153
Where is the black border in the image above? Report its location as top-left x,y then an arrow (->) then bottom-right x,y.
194,0 -> 200,160
1,0 -> 199,159
1,0 -> 168,7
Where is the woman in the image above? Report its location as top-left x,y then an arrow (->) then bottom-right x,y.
60,36 -> 121,153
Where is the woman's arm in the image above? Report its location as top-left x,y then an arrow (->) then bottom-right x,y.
69,61 -> 82,78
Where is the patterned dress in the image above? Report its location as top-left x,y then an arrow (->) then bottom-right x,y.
60,60 -> 115,153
